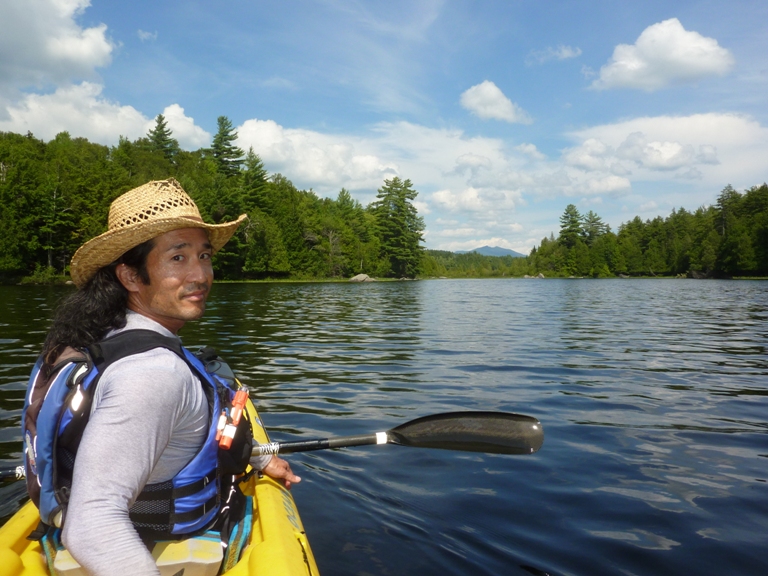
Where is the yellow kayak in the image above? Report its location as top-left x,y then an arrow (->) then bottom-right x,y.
0,400 -> 319,576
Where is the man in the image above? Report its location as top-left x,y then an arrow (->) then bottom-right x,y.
41,178 -> 300,575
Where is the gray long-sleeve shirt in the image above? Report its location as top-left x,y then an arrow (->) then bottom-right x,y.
61,311 -> 270,576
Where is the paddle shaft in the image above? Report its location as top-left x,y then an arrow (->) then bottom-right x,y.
0,466 -> 25,481
255,432 -> 388,456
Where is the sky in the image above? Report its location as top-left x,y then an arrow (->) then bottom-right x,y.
1,0 -> 767,253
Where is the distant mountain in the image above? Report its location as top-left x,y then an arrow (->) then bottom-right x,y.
455,245 -> 526,258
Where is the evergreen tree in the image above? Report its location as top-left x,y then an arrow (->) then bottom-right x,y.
147,114 -> 180,161
715,184 -> 740,236
242,207 -> 290,276
745,184 -> 768,272
582,210 -> 609,246
559,204 -> 582,248
618,217 -> 645,275
371,177 -> 424,278
212,116 -> 244,177
242,147 -> 268,212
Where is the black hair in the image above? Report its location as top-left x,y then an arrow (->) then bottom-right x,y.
42,239 -> 155,363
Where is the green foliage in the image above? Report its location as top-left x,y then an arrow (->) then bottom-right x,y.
370,177 -> 425,278
0,129 -> 408,282
211,116 -> 244,178
559,204 -> 582,248
147,114 -> 181,161
422,250 -> 529,278
1,127 -> 765,282
531,184 -> 768,277
582,210 -> 609,246
19,264 -> 67,285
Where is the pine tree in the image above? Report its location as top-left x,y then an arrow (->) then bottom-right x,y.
371,177 -> 424,278
242,147 -> 268,212
212,116 -> 244,177
582,210 -> 609,246
147,114 -> 180,160
559,204 -> 582,248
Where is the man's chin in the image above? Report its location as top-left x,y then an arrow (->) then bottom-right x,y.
180,302 -> 206,320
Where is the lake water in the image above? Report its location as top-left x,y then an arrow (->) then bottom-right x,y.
1,279 -> 767,575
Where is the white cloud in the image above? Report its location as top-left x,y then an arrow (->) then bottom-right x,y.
233,114 -> 767,234
454,153 -> 492,170
236,118 -> 535,203
526,45 -> 582,65
617,132 -> 697,170
592,18 -> 734,91
439,226 -> 484,238
431,185 -> 522,213
261,77 -> 297,90
137,30 -> 157,42
237,118 -> 399,190
567,113 -> 768,187
696,145 -> 719,165
0,0 -> 112,97
460,81 -> 532,124
0,83 -> 211,149
563,138 -> 614,171
581,174 -> 632,195
412,200 -> 431,215
452,153 -> 492,179
159,104 -> 211,149
0,82 -> 146,143
432,187 -> 483,211
675,167 -> 703,180
515,143 -> 546,160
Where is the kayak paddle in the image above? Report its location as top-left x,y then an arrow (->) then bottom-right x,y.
253,411 -> 543,457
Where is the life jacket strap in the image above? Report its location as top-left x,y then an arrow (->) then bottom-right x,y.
129,493 -> 219,526
131,470 -> 217,502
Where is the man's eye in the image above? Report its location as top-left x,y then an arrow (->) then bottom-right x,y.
172,255 -> 184,261
201,253 -> 212,260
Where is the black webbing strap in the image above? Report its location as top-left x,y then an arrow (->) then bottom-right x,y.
88,329 -> 185,369
129,493 -> 219,525
134,470 -> 217,501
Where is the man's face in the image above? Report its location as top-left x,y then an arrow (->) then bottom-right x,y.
121,228 -> 214,333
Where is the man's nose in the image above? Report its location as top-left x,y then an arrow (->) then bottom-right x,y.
187,257 -> 211,283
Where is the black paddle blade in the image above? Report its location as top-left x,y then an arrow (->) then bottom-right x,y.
386,411 -> 543,455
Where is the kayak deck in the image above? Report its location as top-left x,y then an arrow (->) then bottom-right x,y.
0,401 -> 319,576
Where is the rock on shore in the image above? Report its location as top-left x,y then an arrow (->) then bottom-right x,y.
349,274 -> 375,282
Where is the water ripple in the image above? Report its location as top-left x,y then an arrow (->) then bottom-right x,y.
1,279 -> 767,575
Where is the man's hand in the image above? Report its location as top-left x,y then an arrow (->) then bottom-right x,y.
261,455 -> 301,490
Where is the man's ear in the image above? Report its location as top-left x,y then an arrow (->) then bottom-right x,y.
115,263 -> 142,292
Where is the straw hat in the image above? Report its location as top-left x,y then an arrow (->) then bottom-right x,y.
70,178 -> 246,287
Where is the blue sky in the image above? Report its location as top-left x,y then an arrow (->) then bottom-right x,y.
2,1 -> 767,253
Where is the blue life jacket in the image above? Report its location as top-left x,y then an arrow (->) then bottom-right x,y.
22,329 -> 249,538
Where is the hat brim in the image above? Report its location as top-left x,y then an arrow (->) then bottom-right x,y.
70,214 -> 247,287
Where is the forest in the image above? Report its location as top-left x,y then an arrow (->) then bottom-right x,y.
424,184 -> 768,279
527,189 -> 768,278
1,116 -> 766,283
0,116 -> 424,283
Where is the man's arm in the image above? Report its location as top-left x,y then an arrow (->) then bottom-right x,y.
62,351 -> 205,576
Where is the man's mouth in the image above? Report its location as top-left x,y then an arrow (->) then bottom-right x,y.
183,292 -> 206,301
182,286 -> 209,301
